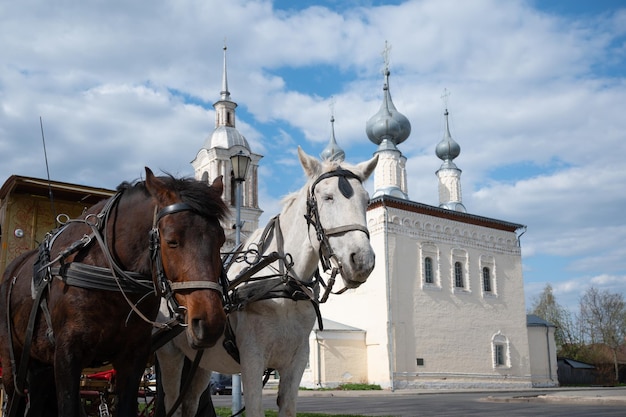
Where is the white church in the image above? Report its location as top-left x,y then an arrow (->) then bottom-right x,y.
193,47 -> 558,391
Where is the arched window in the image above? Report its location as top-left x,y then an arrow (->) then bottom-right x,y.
424,257 -> 433,284
454,261 -> 464,288
492,333 -> 510,368
482,267 -> 492,292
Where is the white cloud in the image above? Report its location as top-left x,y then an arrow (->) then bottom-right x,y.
2,0 -> 626,309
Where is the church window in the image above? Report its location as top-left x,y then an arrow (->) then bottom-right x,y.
424,257 -> 433,284
451,248 -> 468,292
421,243 -> 440,288
480,255 -> 496,296
494,344 -> 505,366
454,262 -> 464,288
482,267 -> 492,292
492,333 -> 510,368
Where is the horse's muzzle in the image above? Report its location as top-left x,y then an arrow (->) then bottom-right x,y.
343,250 -> 375,287
188,318 -> 226,349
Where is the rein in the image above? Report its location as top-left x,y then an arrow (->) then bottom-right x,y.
224,216 -> 315,312
305,167 -> 370,302
211,167 -> 370,371
222,167 -> 371,326
5,190 -> 225,401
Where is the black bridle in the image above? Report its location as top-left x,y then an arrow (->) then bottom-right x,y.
148,201 -> 225,330
305,167 -> 370,302
5,194 -> 225,411
212,167 -> 372,375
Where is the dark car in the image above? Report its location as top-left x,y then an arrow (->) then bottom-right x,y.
209,372 -> 232,395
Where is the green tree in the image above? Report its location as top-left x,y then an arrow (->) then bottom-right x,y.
579,287 -> 626,383
530,284 -> 580,352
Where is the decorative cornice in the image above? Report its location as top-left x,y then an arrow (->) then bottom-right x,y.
368,195 -> 524,233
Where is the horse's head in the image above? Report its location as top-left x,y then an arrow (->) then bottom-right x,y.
298,147 -> 378,289
144,167 -> 228,349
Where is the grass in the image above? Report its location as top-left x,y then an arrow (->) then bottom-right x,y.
214,384 -> 388,417
299,383 -> 382,391
215,408 -> 393,417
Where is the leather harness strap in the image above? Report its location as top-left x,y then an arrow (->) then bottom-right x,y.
5,190 -> 225,416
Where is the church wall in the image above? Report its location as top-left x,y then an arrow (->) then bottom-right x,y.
386,205 -> 532,389
320,215 -> 392,388
389,209 -> 530,388
321,203 -> 532,389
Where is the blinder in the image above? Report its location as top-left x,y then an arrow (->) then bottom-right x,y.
149,202 -> 223,312
309,168 -> 360,200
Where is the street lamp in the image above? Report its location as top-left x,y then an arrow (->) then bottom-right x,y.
229,149 -> 250,413
230,150 -> 250,245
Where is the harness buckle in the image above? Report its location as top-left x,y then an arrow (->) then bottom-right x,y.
56,213 -> 70,225
174,306 -> 188,327
81,234 -> 92,246
84,213 -> 100,228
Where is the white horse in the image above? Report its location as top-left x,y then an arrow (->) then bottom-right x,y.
156,147 -> 378,417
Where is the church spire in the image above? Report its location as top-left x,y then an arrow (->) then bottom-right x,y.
220,43 -> 230,101
366,41 -> 410,199
191,45 -> 263,251
435,89 -> 466,212
213,44 -> 238,129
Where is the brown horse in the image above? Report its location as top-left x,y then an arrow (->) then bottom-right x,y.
0,167 -> 228,417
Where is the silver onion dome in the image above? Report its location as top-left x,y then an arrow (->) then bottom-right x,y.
320,115 -> 345,162
436,109 -> 460,164
366,69 -> 411,148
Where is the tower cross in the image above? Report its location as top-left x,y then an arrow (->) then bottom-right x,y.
381,40 -> 392,75
441,88 -> 451,109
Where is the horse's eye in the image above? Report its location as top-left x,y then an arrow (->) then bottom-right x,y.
166,240 -> 179,248
323,194 -> 334,201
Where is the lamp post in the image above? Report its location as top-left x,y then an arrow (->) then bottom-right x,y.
229,149 -> 250,414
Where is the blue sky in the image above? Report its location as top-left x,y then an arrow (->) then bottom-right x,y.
1,0 -> 625,313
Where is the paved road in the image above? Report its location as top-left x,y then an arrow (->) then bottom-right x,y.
210,389 -> 625,417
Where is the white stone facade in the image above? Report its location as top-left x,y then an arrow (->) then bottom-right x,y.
319,197 -> 533,390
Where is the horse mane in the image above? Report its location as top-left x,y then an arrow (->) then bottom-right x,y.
116,174 -> 229,221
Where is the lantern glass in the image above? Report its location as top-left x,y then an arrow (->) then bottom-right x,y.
230,150 -> 250,181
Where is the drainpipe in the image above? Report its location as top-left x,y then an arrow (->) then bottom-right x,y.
546,326 -> 553,383
315,330 -> 322,388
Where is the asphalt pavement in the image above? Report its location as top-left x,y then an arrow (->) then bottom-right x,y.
286,386 -> 626,406
208,387 -> 626,416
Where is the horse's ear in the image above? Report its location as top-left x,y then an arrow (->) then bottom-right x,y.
355,155 -> 379,181
144,167 -> 159,189
144,167 -> 176,203
209,175 -> 224,195
297,146 -> 320,178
